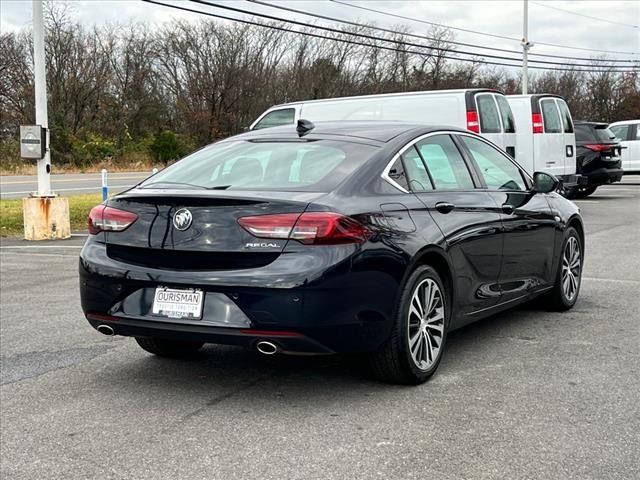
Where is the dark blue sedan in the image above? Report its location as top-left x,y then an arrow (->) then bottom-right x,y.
80,121 -> 584,384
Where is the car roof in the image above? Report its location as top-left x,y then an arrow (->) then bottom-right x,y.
574,121 -> 609,127
228,121 -> 469,143
609,119 -> 640,125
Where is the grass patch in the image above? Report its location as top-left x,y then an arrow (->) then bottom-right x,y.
0,194 -> 103,237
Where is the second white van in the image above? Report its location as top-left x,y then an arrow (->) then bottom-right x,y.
507,94 -> 583,189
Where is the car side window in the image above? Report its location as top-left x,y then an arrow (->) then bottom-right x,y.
495,95 -> 516,133
401,146 -> 433,192
541,100 -> 562,133
476,95 -> 501,133
253,108 -> 295,130
416,135 -> 475,190
387,157 -> 410,191
557,101 -> 574,133
610,124 -> 630,141
460,136 -> 527,191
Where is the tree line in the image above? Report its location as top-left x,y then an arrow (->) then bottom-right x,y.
1,6 -> 638,169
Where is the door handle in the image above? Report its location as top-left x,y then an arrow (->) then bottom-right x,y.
566,145 -> 574,157
435,202 -> 455,214
501,204 -> 514,214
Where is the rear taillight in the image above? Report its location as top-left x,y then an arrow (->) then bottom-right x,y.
532,113 -> 544,134
466,111 -> 480,133
238,212 -> 370,245
584,144 -> 612,152
88,205 -> 138,235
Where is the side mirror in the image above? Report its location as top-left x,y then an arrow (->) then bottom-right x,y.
532,172 -> 559,194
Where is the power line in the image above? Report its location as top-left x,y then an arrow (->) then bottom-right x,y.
248,0 -> 636,67
142,0 -> 639,73
192,0 -> 638,71
330,0 -> 639,57
531,1 -> 639,29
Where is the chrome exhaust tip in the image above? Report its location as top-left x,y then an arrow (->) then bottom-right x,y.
96,324 -> 115,336
256,340 -> 279,355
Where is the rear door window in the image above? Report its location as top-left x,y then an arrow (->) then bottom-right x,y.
495,95 -> 516,133
253,108 -> 295,130
476,95 -> 502,133
557,100 -> 574,133
460,136 -> 527,191
416,135 -> 475,190
540,99 -> 562,133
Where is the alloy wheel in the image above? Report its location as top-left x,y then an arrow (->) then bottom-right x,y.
407,278 -> 445,370
561,236 -> 581,302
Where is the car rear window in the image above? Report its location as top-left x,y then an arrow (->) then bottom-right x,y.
143,140 -> 378,192
576,124 -> 616,143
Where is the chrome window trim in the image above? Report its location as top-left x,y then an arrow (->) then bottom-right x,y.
381,130 -> 531,193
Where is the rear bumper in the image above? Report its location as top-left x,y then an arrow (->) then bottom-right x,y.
86,314 -> 334,354
583,167 -> 624,186
558,174 -> 587,188
79,239 -> 403,353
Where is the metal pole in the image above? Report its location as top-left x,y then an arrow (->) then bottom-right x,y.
522,0 -> 529,94
32,0 -> 52,196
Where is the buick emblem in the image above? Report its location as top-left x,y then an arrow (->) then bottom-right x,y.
173,208 -> 193,231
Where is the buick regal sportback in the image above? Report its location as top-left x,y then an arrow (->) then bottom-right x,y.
80,121 -> 584,384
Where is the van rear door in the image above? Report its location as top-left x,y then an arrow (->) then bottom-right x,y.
537,98 -> 565,178
556,99 -> 577,175
475,93 -> 516,158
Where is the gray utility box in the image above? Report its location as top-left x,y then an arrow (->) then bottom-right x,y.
20,125 -> 46,160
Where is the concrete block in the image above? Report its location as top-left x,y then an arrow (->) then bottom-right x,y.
22,197 -> 71,240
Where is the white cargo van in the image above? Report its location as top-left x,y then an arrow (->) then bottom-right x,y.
250,89 -> 517,158
507,94 -> 582,188
609,119 -> 640,173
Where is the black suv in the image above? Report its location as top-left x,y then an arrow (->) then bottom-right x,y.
572,121 -> 624,198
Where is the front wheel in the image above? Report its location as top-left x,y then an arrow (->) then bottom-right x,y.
542,226 -> 583,311
368,266 -> 448,384
135,337 -> 204,358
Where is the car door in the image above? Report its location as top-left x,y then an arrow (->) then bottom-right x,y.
457,134 -> 558,303
556,99 -> 576,176
402,133 -> 503,320
538,98 -> 565,178
611,123 -> 640,172
495,94 -> 517,159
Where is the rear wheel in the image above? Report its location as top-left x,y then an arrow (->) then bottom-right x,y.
135,337 -> 204,358
575,186 -> 597,198
368,266 -> 448,384
541,226 -> 583,311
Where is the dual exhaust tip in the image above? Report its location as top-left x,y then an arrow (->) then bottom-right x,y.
96,325 -> 281,355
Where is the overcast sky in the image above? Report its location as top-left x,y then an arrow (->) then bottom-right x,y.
1,0 -> 638,65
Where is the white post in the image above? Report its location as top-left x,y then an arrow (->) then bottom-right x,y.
522,0 -> 530,95
32,0 -> 52,196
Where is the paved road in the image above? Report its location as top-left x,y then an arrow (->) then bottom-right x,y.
1,182 -> 639,479
0,171 -> 152,198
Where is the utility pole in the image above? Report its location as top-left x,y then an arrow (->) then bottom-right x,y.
21,0 -> 70,240
522,0 -> 533,94
32,0 -> 52,196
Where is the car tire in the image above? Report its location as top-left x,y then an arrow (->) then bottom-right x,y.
368,265 -> 448,385
541,226 -> 583,311
135,337 -> 204,358
575,186 -> 597,198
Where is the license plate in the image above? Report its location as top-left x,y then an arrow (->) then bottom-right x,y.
152,287 -> 203,319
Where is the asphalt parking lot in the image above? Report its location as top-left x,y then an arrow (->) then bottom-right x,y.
1,178 -> 639,480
